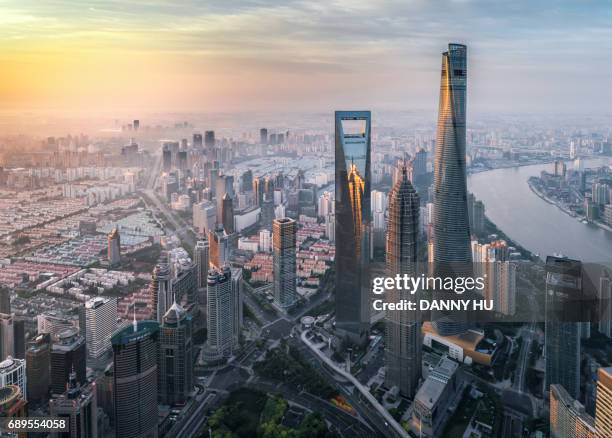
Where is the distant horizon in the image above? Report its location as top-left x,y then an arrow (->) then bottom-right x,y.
2,1 -> 612,114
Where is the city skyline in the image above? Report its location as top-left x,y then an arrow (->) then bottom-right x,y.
3,1 -> 612,114
1,2 -> 612,435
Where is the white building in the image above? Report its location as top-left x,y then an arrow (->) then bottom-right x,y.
259,229 -> 272,253
193,201 -> 216,235
0,356 -> 26,400
234,206 -> 260,232
85,297 -> 117,359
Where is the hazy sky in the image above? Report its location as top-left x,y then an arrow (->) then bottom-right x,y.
2,0 -> 612,114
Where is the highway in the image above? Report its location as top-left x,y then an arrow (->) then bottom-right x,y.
300,330 -> 408,438
513,323 -> 535,393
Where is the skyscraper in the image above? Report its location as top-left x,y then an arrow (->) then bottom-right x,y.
194,238 -> 210,290
260,128 -> 268,145
84,297 -> 117,359
150,264 -> 172,323
204,130 -> 215,149
0,312 -> 14,359
13,319 -> 25,360
111,320 -> 159,438
549,384 -> 598,438
334,110 -> 372,345
431,43 -> 473,336
0,288 -> 10,314
222,193 -> 235,234
273,218 -> 297,310
50,327 -> 86,395
598,270 -> 611,337
193,133 -> 203,148
202,267 -> 237,362
107,227 -> 121,267
26,333 -> 51,403
384,166 -> 422,398
545,256 -> 582,400
49,369 -> 98,438
158,302 -> 193,406
261,194 -> 275,229
208,225 -> 231,270
595,367 -> 611,437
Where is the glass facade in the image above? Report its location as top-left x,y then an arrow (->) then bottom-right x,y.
334,111 -> 371,344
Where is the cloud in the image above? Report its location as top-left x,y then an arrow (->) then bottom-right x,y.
2,0 -> 612,112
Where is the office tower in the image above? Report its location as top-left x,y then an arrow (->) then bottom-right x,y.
259,229 -> 271,252
431,43 -> 472,336
549,384 -> 598,438
599,270 -> 611,337
222,193 -> 235,234
472,200 -> 485,234
193,133 -> 203,148
0,312 -> 14,359
570,140 -> 578,160
158,303 -> 193,405
202,268 -> 237,361
194,238 -> 210,290
215,175 -> 234,223
318,192 -> 334,218
176,150 -> 188,172
595,367 -> 611,437
272,218 -> 297,310
0,385 -> 27,420
95,365 -> 114,426
26,334 -> 50,403
0,357 -> 26,400
261,195 -> 275,229
49,369 -> 97,438
112,320 -> 159,438
85,297 -> 117,359
554,159 -> 567,177
334,110 -> 372,345
204,130 -> 215,149
162,143 -> 172,172
13,319 -> 25,359
230,268 -> 243,346
0,288 -> 9,314
413,148 -> 427,179
133,119 -> 139,131
241,170 -> 253,193
253,176 -> 264,206
208,225 -> 231,270
472,240 -> 516,315
384,166 -> 421,399
260,128 -> 268,144
150,264 -> 172,323
107,227 -> 121,267
50,327 -> 86,395
193,200 -> 216,235
545,256 -> 582,400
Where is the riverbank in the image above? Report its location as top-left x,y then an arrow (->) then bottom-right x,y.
527,177 -> 612,234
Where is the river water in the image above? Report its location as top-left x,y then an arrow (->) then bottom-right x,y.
468,158 -> 612,262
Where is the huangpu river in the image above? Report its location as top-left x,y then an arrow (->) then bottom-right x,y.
468,158 -> 612,262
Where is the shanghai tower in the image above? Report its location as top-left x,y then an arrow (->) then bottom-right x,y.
384,165 -> 421,398
432,43 -> 473,336
335,111 -> 372,345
